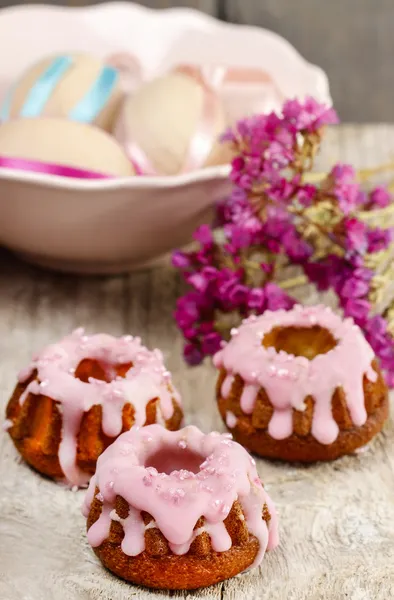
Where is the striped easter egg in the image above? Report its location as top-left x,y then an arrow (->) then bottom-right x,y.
0,53 -> 124,132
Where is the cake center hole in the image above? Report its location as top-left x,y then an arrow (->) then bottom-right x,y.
145,445 -> 205,475
74,359 -> 132,383
262,325 -> 337,360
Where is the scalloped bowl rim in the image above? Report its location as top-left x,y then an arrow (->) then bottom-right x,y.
0,2 -> 331,192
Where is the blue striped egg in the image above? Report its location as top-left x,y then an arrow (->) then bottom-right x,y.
0,54 -> 123,132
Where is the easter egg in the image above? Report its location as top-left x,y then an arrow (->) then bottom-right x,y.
113,71 -> 230,175
0,53 -> 123,132
0,118 -> 134,177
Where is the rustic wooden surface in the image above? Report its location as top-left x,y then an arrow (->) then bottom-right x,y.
1,125 -> 394,600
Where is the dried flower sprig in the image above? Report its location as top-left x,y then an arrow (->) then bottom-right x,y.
173,98 -> 394,385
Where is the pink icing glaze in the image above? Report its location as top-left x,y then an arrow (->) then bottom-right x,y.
82,424 -> 278,569
16,329 -> 181,487
225,411 -> 238,429
214,305 -> 377,444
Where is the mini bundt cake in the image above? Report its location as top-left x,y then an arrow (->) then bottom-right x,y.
214,305 -> 389,462
5,329 -> 183,487
83,424 -> 278,590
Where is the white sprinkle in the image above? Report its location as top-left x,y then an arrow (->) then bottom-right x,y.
221,439 -> 233,446
146,467 -> 158,477
277,368 -> 289,379
178,439 -> 187,449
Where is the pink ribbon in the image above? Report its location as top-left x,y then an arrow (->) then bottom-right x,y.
0,156 -> 113,179
107,53 -> 281,176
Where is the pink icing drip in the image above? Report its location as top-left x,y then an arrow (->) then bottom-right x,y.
121,506 -> 146,556
17,330 -> 181,487
225,411 -> 238,429
268,409 -> 293,440
221,374 -> 234,398
240,384 -> 259,414
83,425 -> 278,570
214,305 -> 377,444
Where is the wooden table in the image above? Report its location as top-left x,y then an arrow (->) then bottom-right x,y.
1,125 -> 394,600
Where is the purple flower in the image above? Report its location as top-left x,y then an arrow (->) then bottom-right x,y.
201,332 -> 222,356
281,228 -> 312,261
369,186 -> 391,208
264,283 -> 295,311
172,96 -> 394,387
345,218 -> 368,254
193,224 -> 213,247
267,179 -> 295,203
184,343 -> 203,366
227,284 -> 249,307
364,315 -> 390,347
353,267 -> 374,282
340,277 -> 370,298
225,224 -> 253,250
187,273 -> 210,293
385,371 -> 394,388
174,294 -> 201,328
172,251 -> 190,269
366,227 -> 393,253
282,97 -> 338,131
183,326 -> 198,340
304,263 -> 332,291
247,288 -> 266,311
331,163 -> 355,183
330,164 -> 362,214
343,298 -> 371,324
297,184 -> 316,207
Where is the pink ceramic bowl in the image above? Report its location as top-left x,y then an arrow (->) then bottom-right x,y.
0,2 -> 331,274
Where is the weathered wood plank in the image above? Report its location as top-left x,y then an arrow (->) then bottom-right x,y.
67,0 -> 218,14
225,0 -> 394,123
0,125 -> 393,600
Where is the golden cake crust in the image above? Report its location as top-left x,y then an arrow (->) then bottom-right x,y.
216,359 -> 388,462
6,367 -> 183,481
87,492 -> 270,590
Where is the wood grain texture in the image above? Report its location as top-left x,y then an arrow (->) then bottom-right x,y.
225,0 -> 394,122
1,125 -> 394,600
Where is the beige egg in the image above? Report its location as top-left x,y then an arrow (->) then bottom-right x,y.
114,72 -> 230,176
0,118 -> 134,177
0,53 -> 124,132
